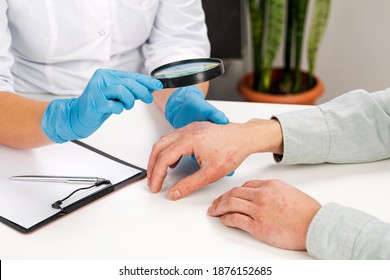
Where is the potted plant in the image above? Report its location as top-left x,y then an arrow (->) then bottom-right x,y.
238,0 -> 331,105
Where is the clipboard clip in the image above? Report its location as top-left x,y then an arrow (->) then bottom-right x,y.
51,178 -> 111,210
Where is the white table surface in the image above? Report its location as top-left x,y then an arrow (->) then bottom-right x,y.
1,98 -> 390,260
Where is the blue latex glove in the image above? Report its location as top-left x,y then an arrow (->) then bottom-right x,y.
165,85 -> 229,129
42,69 -> 163,143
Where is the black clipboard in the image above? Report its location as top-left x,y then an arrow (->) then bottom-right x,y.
0,140 -> 146,234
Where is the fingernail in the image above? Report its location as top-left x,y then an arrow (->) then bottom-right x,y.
169,190 -> 182,200
145,95 -> 153,104
221,115 -> 230,124
149,180 -> 156,192
214,113 -> 229,125
154,81 -> 163,89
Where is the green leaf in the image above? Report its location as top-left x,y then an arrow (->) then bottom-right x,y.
249,0 -> 265,91
307,0 -> 331,85
292,0 -> 309,93
262,0 -> 285,90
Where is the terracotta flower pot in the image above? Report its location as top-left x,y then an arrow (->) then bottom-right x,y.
237,69 -> 324,105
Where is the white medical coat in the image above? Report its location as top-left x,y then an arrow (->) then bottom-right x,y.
0,0 -> 210,95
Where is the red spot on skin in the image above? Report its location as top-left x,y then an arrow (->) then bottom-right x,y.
278,197 -> 289,214
225,150 -> 237,163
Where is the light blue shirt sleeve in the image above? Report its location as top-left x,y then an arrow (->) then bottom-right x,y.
307,203 -> 390,259
273,88 -> 390,259
273,88 -> 390,164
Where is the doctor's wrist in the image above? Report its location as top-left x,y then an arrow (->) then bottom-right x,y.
41,98 -> 80,143
164,86 -> 205,125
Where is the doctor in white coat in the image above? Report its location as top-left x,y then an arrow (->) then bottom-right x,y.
0,0 -> 228,148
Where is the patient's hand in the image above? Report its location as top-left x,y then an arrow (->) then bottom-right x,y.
208,179 -> 321,250
147,119 -> 283,200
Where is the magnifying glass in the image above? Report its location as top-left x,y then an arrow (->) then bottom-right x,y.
151,58 -> 225,88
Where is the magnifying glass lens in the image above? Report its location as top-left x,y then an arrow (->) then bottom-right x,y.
151,58 -> 224,88
153,62 -> 220,79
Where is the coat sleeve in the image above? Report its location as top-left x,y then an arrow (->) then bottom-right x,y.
273,88 -> 390,164
142,0 -> 210,74
0,0 -> 15,92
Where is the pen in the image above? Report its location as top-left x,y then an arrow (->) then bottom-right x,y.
10,175 -> 106,184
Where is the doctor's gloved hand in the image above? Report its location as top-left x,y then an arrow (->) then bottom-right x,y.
41,69 -> 163,143
164,85 -> 229,129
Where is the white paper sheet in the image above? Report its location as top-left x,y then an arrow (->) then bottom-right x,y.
0,142 -> 141,229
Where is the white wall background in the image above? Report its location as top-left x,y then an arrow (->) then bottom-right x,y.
316,0 -> 390,103
207,0 -> 390,104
